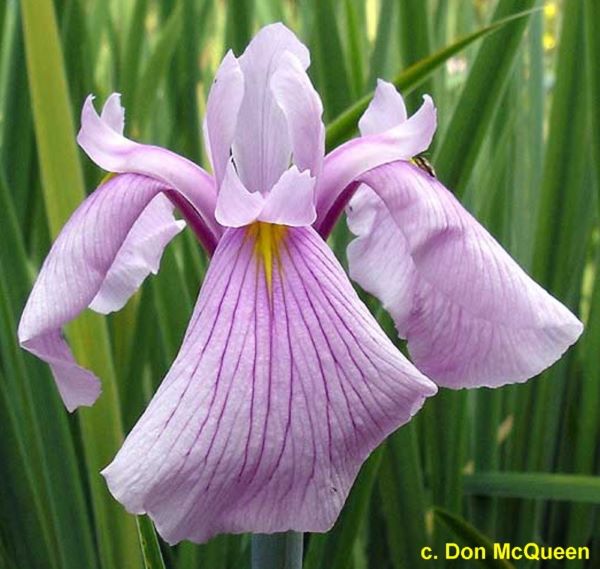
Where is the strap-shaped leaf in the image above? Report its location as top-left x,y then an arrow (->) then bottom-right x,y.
325,8 -> 538,150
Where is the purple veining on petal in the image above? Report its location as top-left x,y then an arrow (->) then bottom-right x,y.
90,193 -> 185,314
102,224 -> 435,544
18,174 -> 183,410
346,161 -> 583,388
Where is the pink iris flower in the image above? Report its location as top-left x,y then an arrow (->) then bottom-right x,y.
18,24 -> 582,544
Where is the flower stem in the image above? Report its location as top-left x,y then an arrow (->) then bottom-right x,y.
251,532 -> 304,569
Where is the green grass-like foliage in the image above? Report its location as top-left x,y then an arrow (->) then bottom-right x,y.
0,1 -> 597,568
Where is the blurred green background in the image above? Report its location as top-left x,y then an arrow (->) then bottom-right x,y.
1,0 -> 598,568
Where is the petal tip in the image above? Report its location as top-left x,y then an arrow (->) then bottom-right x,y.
246,22 -> 310,69
101,93 -> 126,134
77,95 -> 102,147
419,94 -> 437,120
65,380 -> 102,413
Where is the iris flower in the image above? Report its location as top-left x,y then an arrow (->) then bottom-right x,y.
18,24 -> 582,544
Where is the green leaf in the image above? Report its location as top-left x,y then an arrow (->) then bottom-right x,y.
585,0 -> 600,210
169,0 -> 211,164
524,0 -> 591,517
19,0 -> 85,230
567,252 -> 600,547
0,3 -> 36,225
19,0 -> 144,567
310,0 -> 351,120
397,0 -> 433,109
343,0 -> 366,97
532,0 -> 590,289
326,8 -> 538,150
251,533 -> 303,569
501,3 -> 592,549
433,0 -> 537,194
225,0 -> 254,55
0,279 -> 61,569
120,0 -> 149,108
151,239 -> 193,363
137,516 -> 167,569
434,508 -> 516,569
464,473 -> 600,504
378,426 -> 429,569
60,0 -> 93,109
133,4 -> 183,127
0,173 -> 98,569
366,0 -> 395,87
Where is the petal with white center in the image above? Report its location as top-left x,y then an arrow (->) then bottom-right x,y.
347,161 -> 583,388
18,174 -> 183,410
102,224 -> 436,544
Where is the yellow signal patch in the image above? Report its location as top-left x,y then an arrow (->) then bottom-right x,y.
247,222 -> 288,292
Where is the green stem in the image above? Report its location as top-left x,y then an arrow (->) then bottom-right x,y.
251,532 -> 304,569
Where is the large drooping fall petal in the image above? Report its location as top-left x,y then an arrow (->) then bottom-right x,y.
102,224 -> 436,544
18,174 -> 183,410
342,80 -> 582,388
347,162 -> 583,388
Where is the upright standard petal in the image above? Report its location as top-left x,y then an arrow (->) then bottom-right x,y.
203,51 -> 245,186
271,51 -> 325,177
102,223 -> 435,544
232,23 -> 310,191
315,95 -> 436,235
18,174 -> 182,410
347,162 -> 583,388
77,95 -> 220,241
